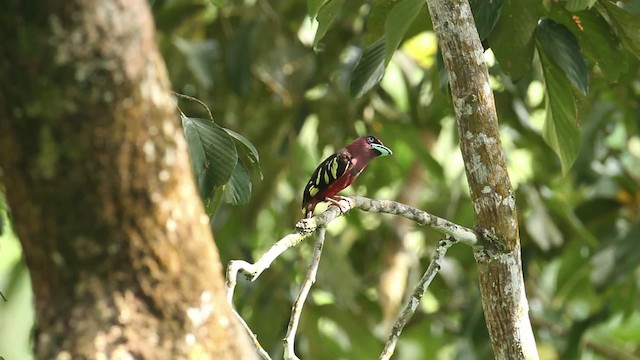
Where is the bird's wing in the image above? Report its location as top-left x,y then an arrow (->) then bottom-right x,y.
302,151 -> 351,208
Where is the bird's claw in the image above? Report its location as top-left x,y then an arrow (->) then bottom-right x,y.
325,196 -> 354,215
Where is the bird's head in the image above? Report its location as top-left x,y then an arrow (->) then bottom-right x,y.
346,135 -> 393,159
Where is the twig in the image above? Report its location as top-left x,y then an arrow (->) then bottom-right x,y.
379,236 -> 456,360
226,233 -> 312,302
171,91 -> 214,123
284,228 -> 327,360
232,308 -> 272,360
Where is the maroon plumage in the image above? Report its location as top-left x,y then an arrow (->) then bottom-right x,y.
301,135 -> 393,218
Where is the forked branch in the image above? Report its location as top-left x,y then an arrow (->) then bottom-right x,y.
225,196 -> 478,359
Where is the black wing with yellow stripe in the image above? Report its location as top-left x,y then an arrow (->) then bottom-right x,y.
302,151 -> 351,208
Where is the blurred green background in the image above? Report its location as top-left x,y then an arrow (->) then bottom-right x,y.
2,0 -> 640,359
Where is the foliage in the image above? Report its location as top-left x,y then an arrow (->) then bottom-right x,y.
158,0 -> 639,357
181,113 -> 261,213
1,0 -> 640,359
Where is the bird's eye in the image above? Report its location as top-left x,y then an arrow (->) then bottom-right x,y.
367,136 -> 376,143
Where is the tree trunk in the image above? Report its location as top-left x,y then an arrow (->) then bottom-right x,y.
425,0 -> 539,359
0,0 -> 256,358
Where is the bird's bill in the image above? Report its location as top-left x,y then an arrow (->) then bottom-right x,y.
371,143 -> 393,156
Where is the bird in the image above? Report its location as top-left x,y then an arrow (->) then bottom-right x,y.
301,135 -> 393,218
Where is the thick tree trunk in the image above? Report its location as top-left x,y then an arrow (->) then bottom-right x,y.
425,0 -> 539,359
0,0 -> 256,359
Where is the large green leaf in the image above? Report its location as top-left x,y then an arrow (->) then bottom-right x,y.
549,6 -> 628,82
223,161 -> 252,205
365,0 -> 397,45
223,128 -> 263,180
181,116 -> 238,199
488,0 -> 540,79
307,0 -> 327,18
538,50 -> 581,173
313,0 -> 345,48
469,0 -> 504,41
383,0 -> 424,64
599,1 -> 640,61
350,37 -> 386,98
536,18 -> 589,95
566,0 -> 597,11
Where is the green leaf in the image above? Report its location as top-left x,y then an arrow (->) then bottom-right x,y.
383,0 -> 424,64
223,128 -> 263,180
488,0 -> 540,79
313,0 -> 345,48
350,37 -> 386,98
209,0 -> 224,7
173,38 -> 219,90
536,18 -> 589,95
549,6 -> 628,82
365,0 -> 397,45
599,1 -> 640,61
307,0 -> 327,18
223,161 -> 252,205
469,0 -> 504,41
181,116 -> 238,199
566,0 -> 596,11
538,50 -> 581,173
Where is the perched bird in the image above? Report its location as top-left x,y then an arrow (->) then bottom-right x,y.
302,135 -> 392,218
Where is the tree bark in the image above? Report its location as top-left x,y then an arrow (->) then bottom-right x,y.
0,0 -> 256,359
425,0 -> 539,359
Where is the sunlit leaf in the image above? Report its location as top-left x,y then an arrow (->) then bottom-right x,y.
538,50 -> 581,173
313,0 -> 345,48
181,116 -> 238,200
536,18 -> 589,95
488,0 -> 540,79
209,0 -> 224,7
384,0 -> 424,64
350,37 -> 386,97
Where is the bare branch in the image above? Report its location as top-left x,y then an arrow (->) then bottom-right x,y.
226,233 -> 312,302
379,236 -> 456,360
297,196 -> 477,246
231,309 -> 272,360
225,196 -> 477,359
284,228 -> 327,360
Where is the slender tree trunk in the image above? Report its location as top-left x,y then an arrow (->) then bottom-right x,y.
425,0 -> 539,358
0,0 -> 256,358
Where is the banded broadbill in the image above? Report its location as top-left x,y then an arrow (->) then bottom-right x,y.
302,135 -> 392,218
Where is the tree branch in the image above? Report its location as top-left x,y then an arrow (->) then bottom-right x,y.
296,196 -> 477,246
225,196 -> 477,359
284,228 -> 327,360
425,0 -> 538,357
379,236 -> 456,360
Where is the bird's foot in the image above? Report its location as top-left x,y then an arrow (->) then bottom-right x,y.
325,196 -> 354,215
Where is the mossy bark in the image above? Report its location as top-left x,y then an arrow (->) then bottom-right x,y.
0,0 -> 256,358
